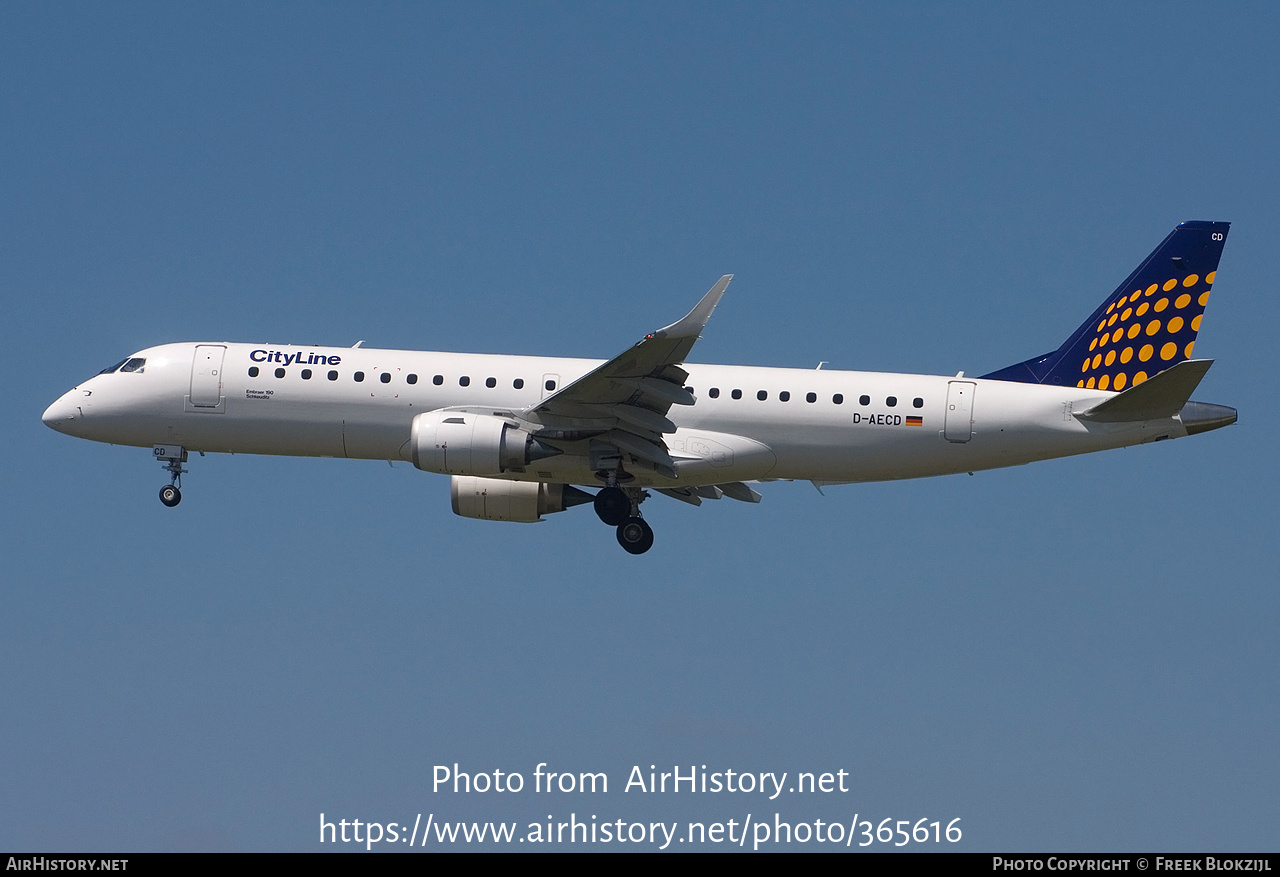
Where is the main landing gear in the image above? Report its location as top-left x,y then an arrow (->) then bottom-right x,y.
153,444 -> 187,508
594,474 -> 654,555
615,516 -> 654,555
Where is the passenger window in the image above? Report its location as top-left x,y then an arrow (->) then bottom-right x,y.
731,389 -> 742,400
545,379 -> 556,391
301,369 -> 312,380
460,376 -> 470,387
913,397 -> 924,408
380,373 -> 391,384
709,388 -> 720,399
886,396 -> 897,407
433,375 -> 444,385
833,393 -> 843,404
757,390 -> 768,401
275,368 -> 286,379
806,392 -> 817,403
859,395 -> 870,406
327,370 -> 338,381
248,367 -> 259,378
354,372 -> 365,382
514,378 -> 524,389
485,377 -> 496,388
407,374 -> 418,385
779,391 -> 790,402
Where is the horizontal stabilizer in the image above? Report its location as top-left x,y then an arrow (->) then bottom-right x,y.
1076,360 -> 1213,423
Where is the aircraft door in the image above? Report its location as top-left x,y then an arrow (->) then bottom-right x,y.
944,380 -> 976,442
190,345 -> 226,408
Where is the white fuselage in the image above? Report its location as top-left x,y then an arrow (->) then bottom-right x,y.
43,341 -> 1190,488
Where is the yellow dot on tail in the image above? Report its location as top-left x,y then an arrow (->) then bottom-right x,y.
1092,353 -> 1102,369
1113,373 -> 1127,390
1089,337 -> 1098,351
1107,302 -> 1116,314
1120,347 -> 1133,363
1167,316 -> 1184,333
1146,320 -> 1161,335
1163,278 -> 1178,291
1136,302 -> 1149,316
1155,298 -> 1169,312
1161,342 -> 1177,360
1198,291 -> 1209,306
1183,274 -> 1199,287
1206,271 -> 1215,284
1097,319 -> 1107,332
1086,377 -> 1096,389
1191,314 -> 1202,331
1139,344 -> 1154,361
1175,293 -> 1191,309
1105,350 -> 1116,366
1134,371 -> 1148,385
1112,328 -> 1123,343
1184,341 -> 1195,358
1127,323 -> 1141,339
1098,374 -> 1110,390
1108,313 -> 1119,326
1082,359 -> 1090,373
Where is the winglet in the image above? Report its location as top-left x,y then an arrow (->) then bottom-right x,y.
653,275 -> 732,340
1075,360 -> 1214,422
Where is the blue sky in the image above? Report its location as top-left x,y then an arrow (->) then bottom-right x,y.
3,3 -> 1277,851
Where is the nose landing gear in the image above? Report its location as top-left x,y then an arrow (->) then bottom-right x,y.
153,444 -> 187,508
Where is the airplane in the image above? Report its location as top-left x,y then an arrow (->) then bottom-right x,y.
43,221 -> 1237,554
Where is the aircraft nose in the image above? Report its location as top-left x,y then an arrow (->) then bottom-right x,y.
42,390 -> 85,433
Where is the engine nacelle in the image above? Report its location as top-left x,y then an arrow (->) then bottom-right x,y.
451,476 -> 593,523
411,411 -> 560,476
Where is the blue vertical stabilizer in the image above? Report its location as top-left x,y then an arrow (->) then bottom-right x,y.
982,221 -> 1229,391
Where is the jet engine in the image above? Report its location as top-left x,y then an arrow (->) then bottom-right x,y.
411,411 -> 561,476
451,476 -> 593,523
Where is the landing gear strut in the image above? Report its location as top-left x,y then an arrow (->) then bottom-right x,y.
154,444 -> 187,508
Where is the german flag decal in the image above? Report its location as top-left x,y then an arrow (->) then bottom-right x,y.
906,416 -> 923,426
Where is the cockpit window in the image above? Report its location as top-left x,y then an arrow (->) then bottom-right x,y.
118,358 -> 146,373
99,359 -> 128,375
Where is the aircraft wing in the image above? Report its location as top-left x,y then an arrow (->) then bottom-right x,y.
521,275 -> 731,477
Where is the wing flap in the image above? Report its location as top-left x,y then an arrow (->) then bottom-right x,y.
716,481 -> 762,503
